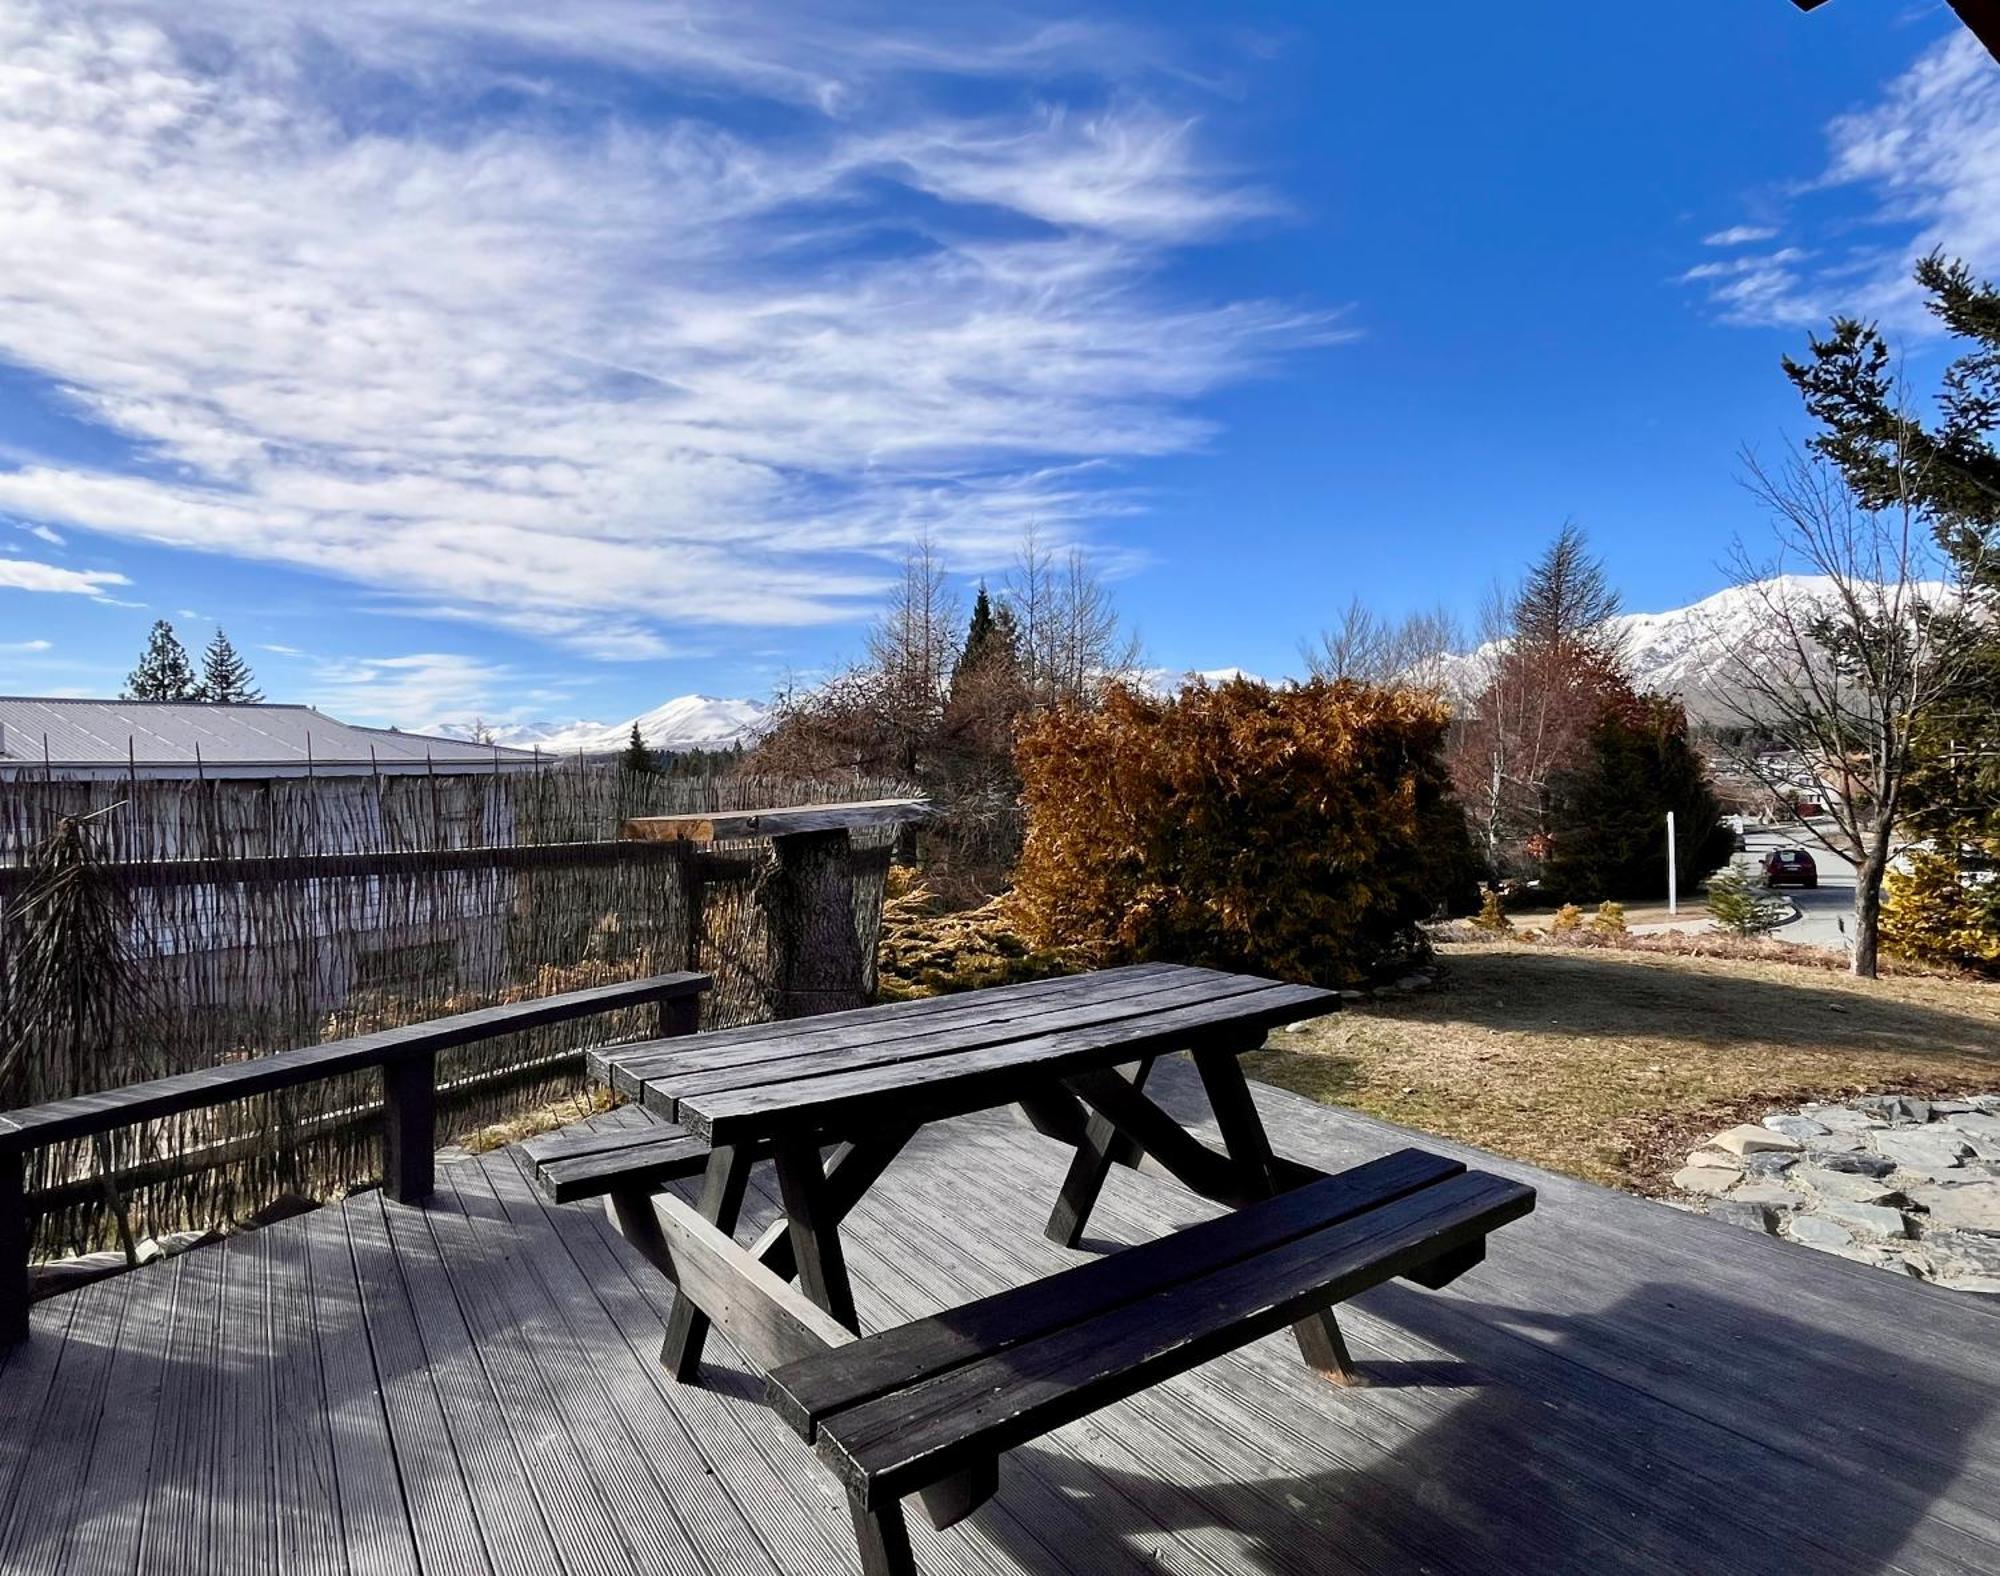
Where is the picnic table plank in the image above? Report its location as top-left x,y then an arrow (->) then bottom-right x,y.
818,1170 -> 1536,1505
664,981 -> 1338,1144
766,1147 -> 1465,1439
593,963 -> 1194,1095
642,971 -> 1294,1119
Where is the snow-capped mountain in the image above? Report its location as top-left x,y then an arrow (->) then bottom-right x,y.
1434,576 -> 1931,720
427,695 -> 770,756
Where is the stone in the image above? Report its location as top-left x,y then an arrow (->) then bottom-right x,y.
1673,1165 -> 1740,1198
1810,1106 -> 1886,1133
1942,1111 -> 2000,1141
1856,1094 -> 1931,1125
1970,1095 -> 2000,1113
1710,1124 -> 1804,1157
1787,1215 -> 1855,1251
1907,1182 -> 2000,1235
1742,1151 -> 1800,1176
1946,1277 -> 2000,1294
1762,1114 -> 1829,1141
1684,1146 -> 1743,1171
1931,1101 -> 1976,1115
1818,1200 -> 1910,1239
1918,1230 -> 2000,1281
1708,1199 -> 1778,1235
1804,1132 -> 1866,1154
1795,1167 -> 1906,1206
1871,1131 -> 1973,1176
1809,1150 -> 1896,1178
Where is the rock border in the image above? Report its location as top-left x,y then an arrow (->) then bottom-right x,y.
1671,1094 -> 2000,1292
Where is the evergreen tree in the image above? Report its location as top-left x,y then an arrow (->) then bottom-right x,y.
195,627 -> 263,704
1706,860 -> 1791,937
1781,252 -> 2000,964
619,722 -> 657,775
959,583 -> 995,667
1541,691 -> 1735,902
123,620 -> 198,701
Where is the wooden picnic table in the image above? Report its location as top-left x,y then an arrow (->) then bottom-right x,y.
556,963 -> 1533,1576
589,964 -> 1338,1353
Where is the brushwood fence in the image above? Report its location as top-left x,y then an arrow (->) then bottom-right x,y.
0,766 -> 906,1259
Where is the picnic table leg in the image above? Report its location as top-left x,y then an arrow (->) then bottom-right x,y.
659,1144 -> 754,1381
1044,1056 -> 1155,1248
772,1137 -> 861,1332
848,1488 -> 916,1576
1194,1041 -> 1365,1387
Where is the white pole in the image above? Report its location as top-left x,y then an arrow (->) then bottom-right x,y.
1666,811 -> 1678,917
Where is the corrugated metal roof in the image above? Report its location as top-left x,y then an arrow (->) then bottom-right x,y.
0,697 -> 537,770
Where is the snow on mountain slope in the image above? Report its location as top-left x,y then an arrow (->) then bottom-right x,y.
426,695 -> 770,755
1434,576 -> 1918,719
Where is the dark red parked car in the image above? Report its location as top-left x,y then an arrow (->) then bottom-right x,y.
1760,848 -> 1819,889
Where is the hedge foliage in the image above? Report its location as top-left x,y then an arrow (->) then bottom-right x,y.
1011,678 -> 1475,986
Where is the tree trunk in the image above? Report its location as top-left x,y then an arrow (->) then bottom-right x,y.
1851,840 -> 1888,980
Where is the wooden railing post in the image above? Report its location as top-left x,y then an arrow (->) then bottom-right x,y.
766,828 -> 867,1021
381,1055 -> 437,1204
657,990 -> 701,1040
1,1150 -> 26,1345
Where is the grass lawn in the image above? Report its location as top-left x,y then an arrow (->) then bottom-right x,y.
1244,940 -> 2000,1194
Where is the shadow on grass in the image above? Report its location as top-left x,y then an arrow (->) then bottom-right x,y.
1355,947 -> 2000,1063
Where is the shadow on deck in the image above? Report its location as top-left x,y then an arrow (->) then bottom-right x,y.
2,1058 -> 1996,1574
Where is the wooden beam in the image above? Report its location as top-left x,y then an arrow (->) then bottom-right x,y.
620,798 -> 932,845
0,971 -> 711,1155
638,1190 -> 856,1376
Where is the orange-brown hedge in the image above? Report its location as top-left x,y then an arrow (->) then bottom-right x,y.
1011,678 -> 1472,987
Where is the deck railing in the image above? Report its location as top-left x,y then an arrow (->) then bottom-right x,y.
0,970 -> 712,1344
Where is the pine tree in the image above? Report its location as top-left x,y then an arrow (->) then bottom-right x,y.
123,620 -> 198,701
1773,251 -> 2000,972
195,627 -> 263,704
1706,860 -> 1791,937
955,583 -> 999,682
619,722 -> 657,776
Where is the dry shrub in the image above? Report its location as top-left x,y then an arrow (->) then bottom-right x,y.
1446,919 -> 1975,980
1011,678 -> 1471,986
876,880 -> 1076,1000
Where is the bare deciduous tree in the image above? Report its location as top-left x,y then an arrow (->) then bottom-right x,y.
1303,598 -> 1461,692
1709,446 -> 1989,977
1004,524 -> 1141,707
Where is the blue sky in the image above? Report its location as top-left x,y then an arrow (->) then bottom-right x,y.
0,1 -> 1995,729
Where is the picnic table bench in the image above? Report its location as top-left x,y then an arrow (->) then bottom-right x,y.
525,963 -> 1535,1576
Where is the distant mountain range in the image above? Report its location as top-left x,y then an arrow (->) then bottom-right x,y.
1435,575 -> 1891,721
417,579 -> 1931,754
425,694 -> 771,756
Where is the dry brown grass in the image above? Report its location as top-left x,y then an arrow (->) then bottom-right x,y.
454,1083 -> 619,1154
1245,939 -> 2000,1194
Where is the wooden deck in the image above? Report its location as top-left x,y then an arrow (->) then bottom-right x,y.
3,1058 -> 1996,1575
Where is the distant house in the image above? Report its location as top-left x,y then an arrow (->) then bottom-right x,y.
0,697 -> 540,782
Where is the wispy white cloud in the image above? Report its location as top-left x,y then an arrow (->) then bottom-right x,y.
304,652 -> 521,729
1688,32 -> 2000,328
1701,224 -> 1778,247
0,2 -> 1327,658
12,522 -> 64,545
0,557 -> 131,598
1,639 -> 52,652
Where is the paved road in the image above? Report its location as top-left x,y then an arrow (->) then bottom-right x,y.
1743,822 -> 1857,954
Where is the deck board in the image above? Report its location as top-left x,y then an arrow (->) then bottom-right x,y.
4,1056 -> 1998,1575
